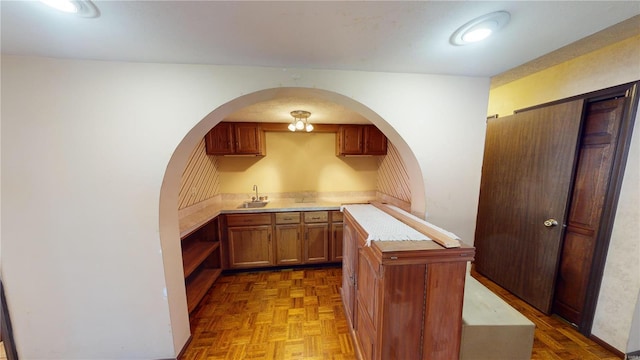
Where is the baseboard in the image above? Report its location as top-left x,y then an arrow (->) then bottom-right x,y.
1,280 -> 18,360
627,349 -> 640,359
590,334 -> 625,359
176,334 -> 193,360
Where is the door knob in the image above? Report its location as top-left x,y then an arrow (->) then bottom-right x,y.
544,218 -> 559,227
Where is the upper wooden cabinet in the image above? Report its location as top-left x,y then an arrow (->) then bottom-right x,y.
336,125 -> 387,156
205,122 -> 266,156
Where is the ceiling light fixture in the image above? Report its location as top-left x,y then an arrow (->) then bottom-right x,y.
450,11 -> 510,46
288,110 -> 313,132
39,0 -> 100,18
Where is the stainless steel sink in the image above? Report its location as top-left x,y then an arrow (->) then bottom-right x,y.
238,200 -> 269,208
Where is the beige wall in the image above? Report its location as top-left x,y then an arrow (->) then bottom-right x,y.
219,132 -> 378,195
488,35 -> 640,352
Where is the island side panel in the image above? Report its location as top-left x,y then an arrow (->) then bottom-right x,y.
422,260 -> 467,359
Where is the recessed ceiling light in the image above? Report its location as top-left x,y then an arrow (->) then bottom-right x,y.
450,11 -> 510,46
39,0 -> 100,18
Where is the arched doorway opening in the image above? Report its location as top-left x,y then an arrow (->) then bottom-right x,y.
158,86 -> 426,352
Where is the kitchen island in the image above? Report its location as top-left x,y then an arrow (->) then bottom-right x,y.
341,203 -> 475,360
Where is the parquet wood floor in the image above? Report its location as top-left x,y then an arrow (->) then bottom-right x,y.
181,267 -> 355,360
180,266 -> 622,360
471,269 -> 622,360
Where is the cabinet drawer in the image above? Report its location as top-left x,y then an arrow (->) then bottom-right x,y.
275,212 -> 301,224
304,211 -> 328,223
331,211 -> 344,222
226,213 -> 272,227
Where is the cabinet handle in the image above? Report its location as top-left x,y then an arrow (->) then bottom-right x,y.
311,217 -> 321,220
284,217 -> 292,220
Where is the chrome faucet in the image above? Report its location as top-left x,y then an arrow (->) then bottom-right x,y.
252,184 -> 258,201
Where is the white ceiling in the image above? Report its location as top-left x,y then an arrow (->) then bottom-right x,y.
2,1 -> 639,123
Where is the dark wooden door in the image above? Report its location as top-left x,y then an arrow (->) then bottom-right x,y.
474,99 -> 584,313
553,98 -> 625,325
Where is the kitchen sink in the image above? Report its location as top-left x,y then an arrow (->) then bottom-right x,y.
238,200 -> 269,208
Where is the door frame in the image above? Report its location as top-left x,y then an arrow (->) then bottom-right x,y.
516,81 -> 639,335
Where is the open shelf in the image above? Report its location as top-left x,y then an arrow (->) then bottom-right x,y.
182,241 -> 220,278
186,268 -> 222,314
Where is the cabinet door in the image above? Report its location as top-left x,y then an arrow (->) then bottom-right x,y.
234,123 -> 263,155
342,221 -> 357,327
275,224 -> 302,265
330,222 -> 344,262
205,122 -> 234,155
228,225 -> 273,268
357,247 -> 380,330
364,125 -> 387,155
356,300 -> 378,360
338,125 -> 364,155
305,223 -> 329,263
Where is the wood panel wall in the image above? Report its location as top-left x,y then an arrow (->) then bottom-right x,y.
178,138 -> 221,210
377,142 -> 411,203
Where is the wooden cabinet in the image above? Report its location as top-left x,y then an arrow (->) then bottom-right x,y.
363,126 -> 387,155
226,213 -> 273,268
303,211 -> 329,263
342,206 -> 475,360
181,217 -> 222,314
221,210 -> 341,270
341,215 -> 361,330
336,125 -> 387,156
330,211 -> 344,262
275,212 -> 302,265
205,122 -> 265,156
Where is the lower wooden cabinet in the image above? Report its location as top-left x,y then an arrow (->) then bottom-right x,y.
222,210 -> 340,270
228,225 -> 273,268
226,213 -> 274,269
275,224 -> 302,265
303,211 -> 329,263
305,223 -> 329,263
330,211 -> 344,262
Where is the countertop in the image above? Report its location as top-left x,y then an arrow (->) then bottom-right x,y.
179,198 -> 369,239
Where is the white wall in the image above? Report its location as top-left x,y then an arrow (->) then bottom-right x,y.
1,55 -> 489,358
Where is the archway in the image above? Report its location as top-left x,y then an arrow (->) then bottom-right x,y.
158,87 -> 426,353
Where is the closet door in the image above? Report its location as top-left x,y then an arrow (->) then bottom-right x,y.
474,99 -> 583,313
